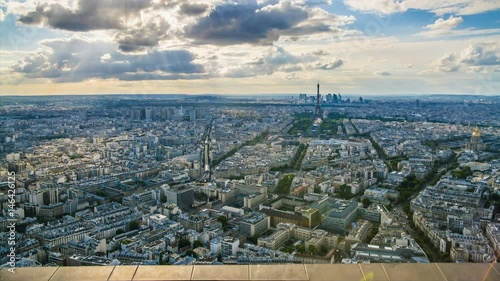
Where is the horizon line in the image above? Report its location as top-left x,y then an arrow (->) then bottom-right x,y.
2,93 -> 499,98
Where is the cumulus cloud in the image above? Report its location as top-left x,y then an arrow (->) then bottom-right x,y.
343,0 -> 405,15
216,44 -> 344,79
415,16 -> 466,38
434,53 -> 460,72
18,0 -> 152,31
257,0 -> 333,6
433,43 -> 499,72
185,1 -> 305,45
179,3 -> 209,16
310,49 -> 329,56
185,1 -> 346,45
0,9 -> 5,22
221,46 -> 304,78
374,70 -> 392,76
12,38 -> 204,82
426,16 -> 463,30
115,17 -> 170,52
344,0 -> 500,16
315,59 -> 344,70
415,15 -> 500,38
13,0 -> 353,51
459,44 -> 500,65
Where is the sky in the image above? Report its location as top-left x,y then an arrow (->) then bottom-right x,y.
0,0 -> 499,96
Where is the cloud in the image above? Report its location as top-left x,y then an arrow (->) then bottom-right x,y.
415,16 -> 464,38
215,45 -> 344,78
434,53 -> 460,72
185,1 -> 305,45
115,17 -> 170,52
0,9 -> 5,22
179,3 -> 209,16
12,38 -> 204,82
426,16 -> 463,30
416,28 -> 500,38
433,43 -> 499,72
18,0 -> 152,31
220,46 -> 304,77
374,70 -> 392,76
343,0 -> 405,15
257,0 -> 333,6
344,0 -> 500,16
315,59 -> 344,70
465,66 -> 485,73
459,44 -> 500,65
184,1 -> 345,45
310,49 -> 329,56
414,16 -> 500,39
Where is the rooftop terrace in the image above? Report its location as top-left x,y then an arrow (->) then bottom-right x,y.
1,263 -> 499,281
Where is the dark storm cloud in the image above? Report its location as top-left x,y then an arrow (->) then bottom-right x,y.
115,18 -> 170,52
12,39 -> 204,82
185,1 -> 334,45
179,3 -> 209,16
18,0 -> 152,31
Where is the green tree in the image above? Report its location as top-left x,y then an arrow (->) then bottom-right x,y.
95,190 -> 106,197
276,174 -> 294,194
320,245 -> 328,255
217,215 -> 228,230
111,241 -> 122,252
452,166 -> 473,179
185,249 -> 199,258
336,184 -> 354,199
491,193 -> 500,201
128,220 -> 140,230
178,238 -> 191,249
314,186 -> 321,194
402,203 -> 411,215
282,246 -> 294,253
249,235 -> 260,244
193,240 -> 203,248
308,245 -> 317,255
362,198 -> 371,208
296,245 -> 305,254
159,251 -> 167,265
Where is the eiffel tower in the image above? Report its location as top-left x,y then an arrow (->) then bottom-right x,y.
314,82 -> 323,118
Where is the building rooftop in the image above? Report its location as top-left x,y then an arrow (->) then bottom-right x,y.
242,213 -> 268,224
327,199 -> 357,218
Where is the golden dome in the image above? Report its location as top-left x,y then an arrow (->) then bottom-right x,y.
472,126 -> 480,137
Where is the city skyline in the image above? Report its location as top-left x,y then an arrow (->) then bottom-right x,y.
1,95 -> 500,268
0,0 -> 500,96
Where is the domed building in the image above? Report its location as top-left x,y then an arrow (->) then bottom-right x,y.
466,126 -> 484,152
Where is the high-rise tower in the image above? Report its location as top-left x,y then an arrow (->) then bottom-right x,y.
314,82 -> 323,117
